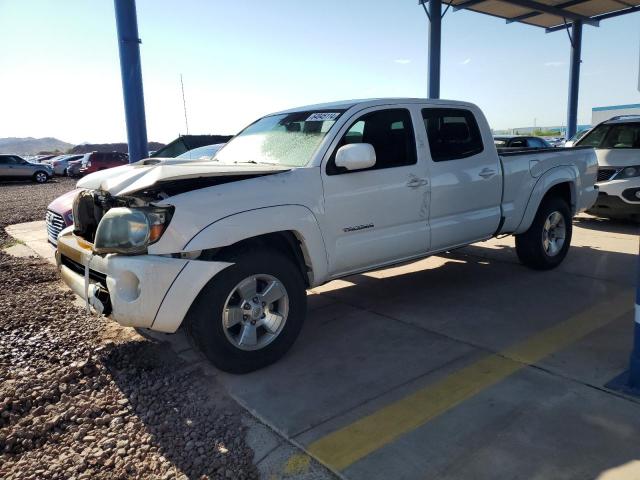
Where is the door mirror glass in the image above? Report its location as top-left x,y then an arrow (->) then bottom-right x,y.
335,143 -> 376,171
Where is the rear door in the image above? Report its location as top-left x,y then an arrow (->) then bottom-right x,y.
422,107 -> 502,251
321,106 -> 429,276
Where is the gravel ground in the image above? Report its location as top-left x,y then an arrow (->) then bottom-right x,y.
0,177 -> 76,248
0,179 -> 258,479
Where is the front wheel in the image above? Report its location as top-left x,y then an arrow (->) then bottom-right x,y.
515,196 -> 572,270
185,249 -> 307,373
33,171 -> 49,183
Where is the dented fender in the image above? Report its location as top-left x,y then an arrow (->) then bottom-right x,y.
174,204 -> 329,287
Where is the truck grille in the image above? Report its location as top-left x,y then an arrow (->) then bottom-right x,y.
45,210 -> 65,245
596,168 -> 619,183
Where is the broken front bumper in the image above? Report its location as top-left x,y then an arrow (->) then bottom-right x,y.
55,231 -> 231,332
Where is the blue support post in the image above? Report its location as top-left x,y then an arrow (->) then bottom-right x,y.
565,20 -> 582,139
114,0 -> 148,163
428,0 -> 442,99
628,254 -> 640,387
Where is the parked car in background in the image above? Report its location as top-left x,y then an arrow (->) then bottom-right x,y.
175,143 -> 226,161
564,129 -> 589,147
0,154 -> 53,183
493,136 -> 552,149
576,115 -> 640,221
32,154 -> 58,163
74,152 -> 129,177
46,189 -> 81,245
151,134 -> 233,158
67,159 -> 83,177
50,154 -> 84,175
57,98 -> 598,373
546,137 -> 566,147
42,155 -> 65,165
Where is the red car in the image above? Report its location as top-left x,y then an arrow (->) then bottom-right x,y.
78,151 -> 128,176
45,188 -> 82,245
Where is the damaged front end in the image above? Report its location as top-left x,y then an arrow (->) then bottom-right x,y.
62,188 -> 176,318
56,172 -> 278,331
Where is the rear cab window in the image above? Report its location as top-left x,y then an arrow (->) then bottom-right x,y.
422,108 -> 484,161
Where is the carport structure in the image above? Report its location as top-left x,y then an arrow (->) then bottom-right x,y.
420,0 -> 640,138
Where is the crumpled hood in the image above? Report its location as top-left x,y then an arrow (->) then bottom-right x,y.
76,157 -> 290,196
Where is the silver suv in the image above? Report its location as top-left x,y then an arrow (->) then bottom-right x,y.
0,154 -> 53,183
576,115 -> 640,221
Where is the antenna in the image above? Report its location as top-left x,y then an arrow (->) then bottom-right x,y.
180,74 -> 190,135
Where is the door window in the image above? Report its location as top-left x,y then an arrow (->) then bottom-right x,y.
526,138 -> 547,148
0,156 -> 19,165
422,108 -> 484,161
509,138 -> 527,148
327,109 -> 416,175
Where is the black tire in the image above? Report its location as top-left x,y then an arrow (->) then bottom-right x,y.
515,196 -> 572,270
185,249 -> 307,373
32,171 -> 49,183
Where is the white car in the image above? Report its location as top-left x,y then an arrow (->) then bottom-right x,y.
50,154 -> 84,175
564,129 -> 589,148
175,143 -> 226,161
575,115 -> 640,221
55,98 -> 598,373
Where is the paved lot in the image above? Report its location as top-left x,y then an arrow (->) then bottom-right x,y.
9,215 -> 640,479
218,215 -> 638,479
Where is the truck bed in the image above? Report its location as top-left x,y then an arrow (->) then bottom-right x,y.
497,146 -> 597,234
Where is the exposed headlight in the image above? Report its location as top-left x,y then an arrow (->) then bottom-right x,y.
63,210 -> 74,226
93,206 -> 173,254
615,166 -> 640,179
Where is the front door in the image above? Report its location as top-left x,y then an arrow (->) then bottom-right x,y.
321,106 -> 429,276
0,156 -> 27,177
422,107 -> 502,251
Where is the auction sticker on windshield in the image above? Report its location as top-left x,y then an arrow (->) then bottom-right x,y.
306,112 -> 341,122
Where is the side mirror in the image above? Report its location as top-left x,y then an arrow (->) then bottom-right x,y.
335,143 -> 376,171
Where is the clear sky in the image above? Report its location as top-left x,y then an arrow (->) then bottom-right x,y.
1,0 -> 638,144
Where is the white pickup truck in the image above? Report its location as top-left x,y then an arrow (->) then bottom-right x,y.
56,98 -> 598,373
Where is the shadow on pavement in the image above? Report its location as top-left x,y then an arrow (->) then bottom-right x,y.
574,214 -> 639,235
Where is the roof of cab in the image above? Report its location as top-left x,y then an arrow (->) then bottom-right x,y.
273,98 -> 479,115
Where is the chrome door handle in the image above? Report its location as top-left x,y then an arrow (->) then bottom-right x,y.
406,178 -> 428,188
479,168 -> 496,179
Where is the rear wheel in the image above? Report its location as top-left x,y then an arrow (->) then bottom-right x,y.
515,196 -> 572,270
33,171 -> 49,183
186,249 -> 307,373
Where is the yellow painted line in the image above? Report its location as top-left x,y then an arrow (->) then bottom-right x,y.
308,290 -> 634,471
283,453 -> 311,476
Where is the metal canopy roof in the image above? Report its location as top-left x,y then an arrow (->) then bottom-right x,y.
448,0 -> 640,31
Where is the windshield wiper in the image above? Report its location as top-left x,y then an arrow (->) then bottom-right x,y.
233,160 -> 278,165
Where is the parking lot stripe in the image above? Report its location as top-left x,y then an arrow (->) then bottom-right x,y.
307,290 -> 633,472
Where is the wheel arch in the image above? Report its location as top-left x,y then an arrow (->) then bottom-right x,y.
515,166 -> 577,235
177,205 -> 329,287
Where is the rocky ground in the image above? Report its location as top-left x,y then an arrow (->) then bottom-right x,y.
0,178 -> 258,479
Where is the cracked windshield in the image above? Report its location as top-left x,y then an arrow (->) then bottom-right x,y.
214,111 -> 344,166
